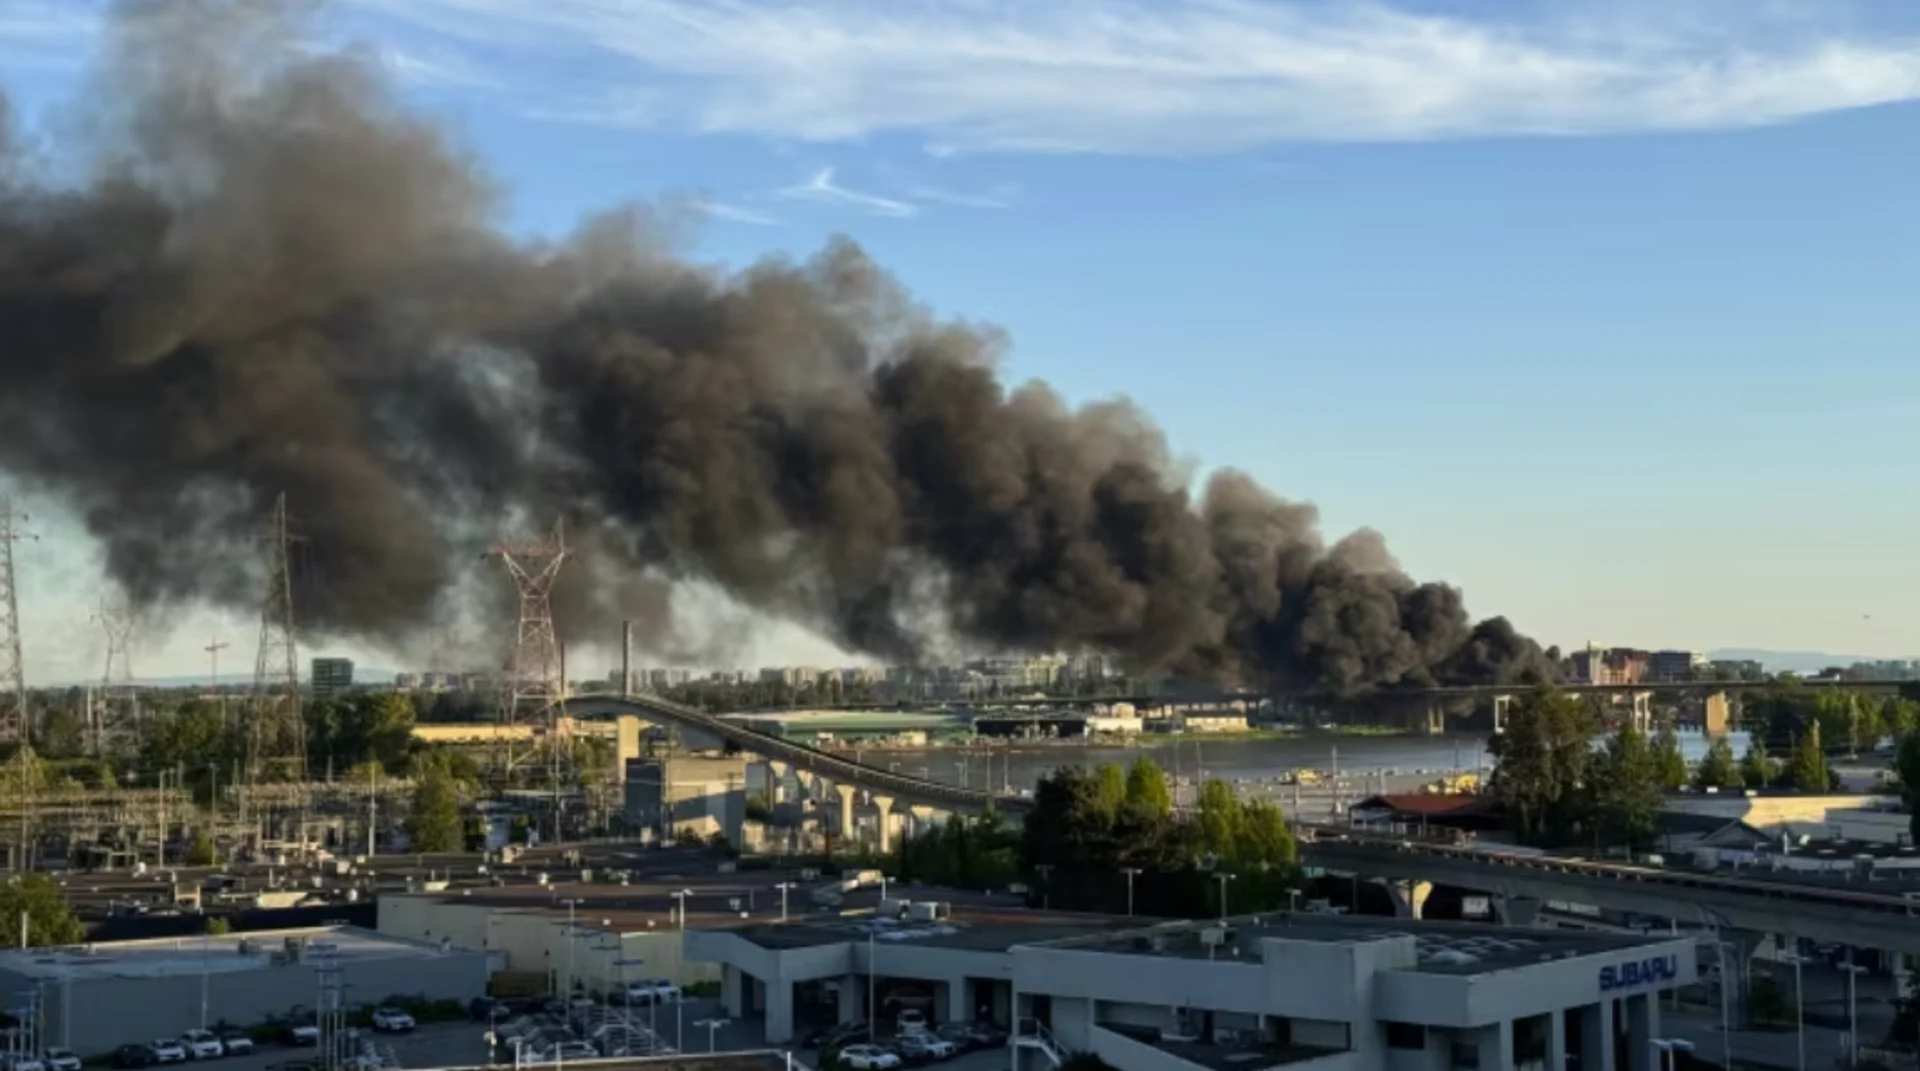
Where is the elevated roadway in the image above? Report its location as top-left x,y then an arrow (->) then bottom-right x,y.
1301,830 -> 1920,952
565,693 -> 1032,814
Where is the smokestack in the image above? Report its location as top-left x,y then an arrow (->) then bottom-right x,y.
0,1 -> 1562,703
621,620 -> 634,698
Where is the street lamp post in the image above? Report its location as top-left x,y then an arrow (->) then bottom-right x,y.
1120,868 -> 1141,916
775,882 -> 795,921
1842,951 -> 1868,1068
1035,865 -> 1053,911
1213,873 -> 1237,920
671,890 -> 693,930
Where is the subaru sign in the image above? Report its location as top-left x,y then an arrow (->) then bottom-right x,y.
1599,954 -> 1678,993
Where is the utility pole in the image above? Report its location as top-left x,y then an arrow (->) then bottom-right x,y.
204,640 -> 229,720
1121,867 -> 1141,916
0,501 -> 36,872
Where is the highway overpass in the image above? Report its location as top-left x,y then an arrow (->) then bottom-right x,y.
564,692 -> 1032,815
1301,831 -> 1920,952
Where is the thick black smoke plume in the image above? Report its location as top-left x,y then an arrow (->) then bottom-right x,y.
0,0 -> 1557,697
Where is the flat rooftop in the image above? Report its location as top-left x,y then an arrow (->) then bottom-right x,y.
733,907 -> 1136,953
1049,913 -> 1683,975
0,926 -> 452,982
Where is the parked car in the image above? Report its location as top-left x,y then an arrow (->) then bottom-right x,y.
9,1056 -> 46,1071
217,1034 -> 253,1057
179,1030 -> 224,1060
895,1034 -> 957,1063
804,1022 -> 869,1051
934,1023 -> 977,1050
43,1050 -> 81,1071
284,1022 -> 319,1047
111,1046 -> 156,1070
838,1045 -> 903,1071
469,997 -> 509,1022
623,979 -> 683,1005
896,1010 -> 929,1036
370,1007 -> 416,1033
149,1040 -> 188,1065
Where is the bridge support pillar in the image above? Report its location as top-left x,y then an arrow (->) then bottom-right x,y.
1703,691 -> 1731,737
1384,878 -> 1432,919
834,783 -> 857,842
766,760 -> 790,803
1425,703 -> 1444,736
872,795 -> 896,854
1631,691 -> 1653,733
1491,694 -> 1512,733
1493,894 -> 1542,928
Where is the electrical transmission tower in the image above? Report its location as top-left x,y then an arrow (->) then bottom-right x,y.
90,595 -> 141,755
0,502 -> 30,750
489,521 -> 568,777
0,501 -> 35,870
249,494 -> 305,786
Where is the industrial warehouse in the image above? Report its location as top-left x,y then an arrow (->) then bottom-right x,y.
0,926 -> 489,1056
689,905 -> 1698,1071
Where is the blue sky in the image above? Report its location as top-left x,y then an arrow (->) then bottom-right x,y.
3,0 -> 1920,682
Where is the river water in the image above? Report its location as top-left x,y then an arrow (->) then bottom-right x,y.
846,728 -> 1755,819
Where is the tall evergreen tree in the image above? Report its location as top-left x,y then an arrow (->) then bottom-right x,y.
1594,722 -> 1662,850
1652,726 -> 1688,790
1783,723 -> 1831,792
1740,740 -> 1776,789
1693,736 -> 1741,790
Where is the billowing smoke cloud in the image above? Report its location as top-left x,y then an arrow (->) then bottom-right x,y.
0,0 -> 1558,697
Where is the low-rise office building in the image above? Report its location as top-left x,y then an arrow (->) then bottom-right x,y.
0,926 -> 487,1056
690,908 -> 1695,1071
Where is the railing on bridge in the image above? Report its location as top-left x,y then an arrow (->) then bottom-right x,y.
576,692 -> 1031,812
1301,827 -> 1920,917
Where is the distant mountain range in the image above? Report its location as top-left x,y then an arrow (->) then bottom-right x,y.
1708,648 -> 1915,674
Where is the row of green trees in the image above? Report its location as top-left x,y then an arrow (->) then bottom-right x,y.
896,757 -> 1300,916
1490,690 -> 1840,851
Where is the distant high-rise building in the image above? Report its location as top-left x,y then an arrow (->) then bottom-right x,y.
311,657 -> 355,697
393,672 -> 421,690
1647,650 -> 1704,682
1707,659 -> 1766,680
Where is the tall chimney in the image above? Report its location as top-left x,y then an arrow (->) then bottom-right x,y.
621,620 -> 634,697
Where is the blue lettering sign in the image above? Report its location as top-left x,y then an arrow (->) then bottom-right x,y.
1599,955 -> 1677,992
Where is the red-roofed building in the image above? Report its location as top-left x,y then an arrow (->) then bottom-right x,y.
1348,793 -> 1506,833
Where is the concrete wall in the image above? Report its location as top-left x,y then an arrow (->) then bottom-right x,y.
625,756 -> 749,840
37,937 -> 487,1056
378,896 -> 716,989
1014,947 -> 1268,1018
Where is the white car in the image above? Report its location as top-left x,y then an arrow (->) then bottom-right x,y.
217,1034 -> 253,1056
838,1045 -> 903,1071
43,1049 -> 81,1071
370,1007 -> 417,1033
150,1040 -> 188,1065
179,1030 -> 223,1060
623,979 -> 681,1005
896,1009 -> 929,1036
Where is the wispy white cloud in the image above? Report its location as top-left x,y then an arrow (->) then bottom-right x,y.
344,0 -> 1920,154
777,167 -> 918,218
692,199 -> 782,226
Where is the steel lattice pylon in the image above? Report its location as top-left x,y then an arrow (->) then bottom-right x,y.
490,521 -> 568,775
91,595 -> 141,754
0,501 -> 29,749
249,493 -> 305,785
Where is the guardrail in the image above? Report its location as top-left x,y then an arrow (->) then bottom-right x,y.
570,693 -> 1031,813
1300,827 -> 1920,917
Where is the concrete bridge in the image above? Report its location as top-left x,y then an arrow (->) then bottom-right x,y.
565,692 -> 1028,848
1299,830 -> 1920,953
